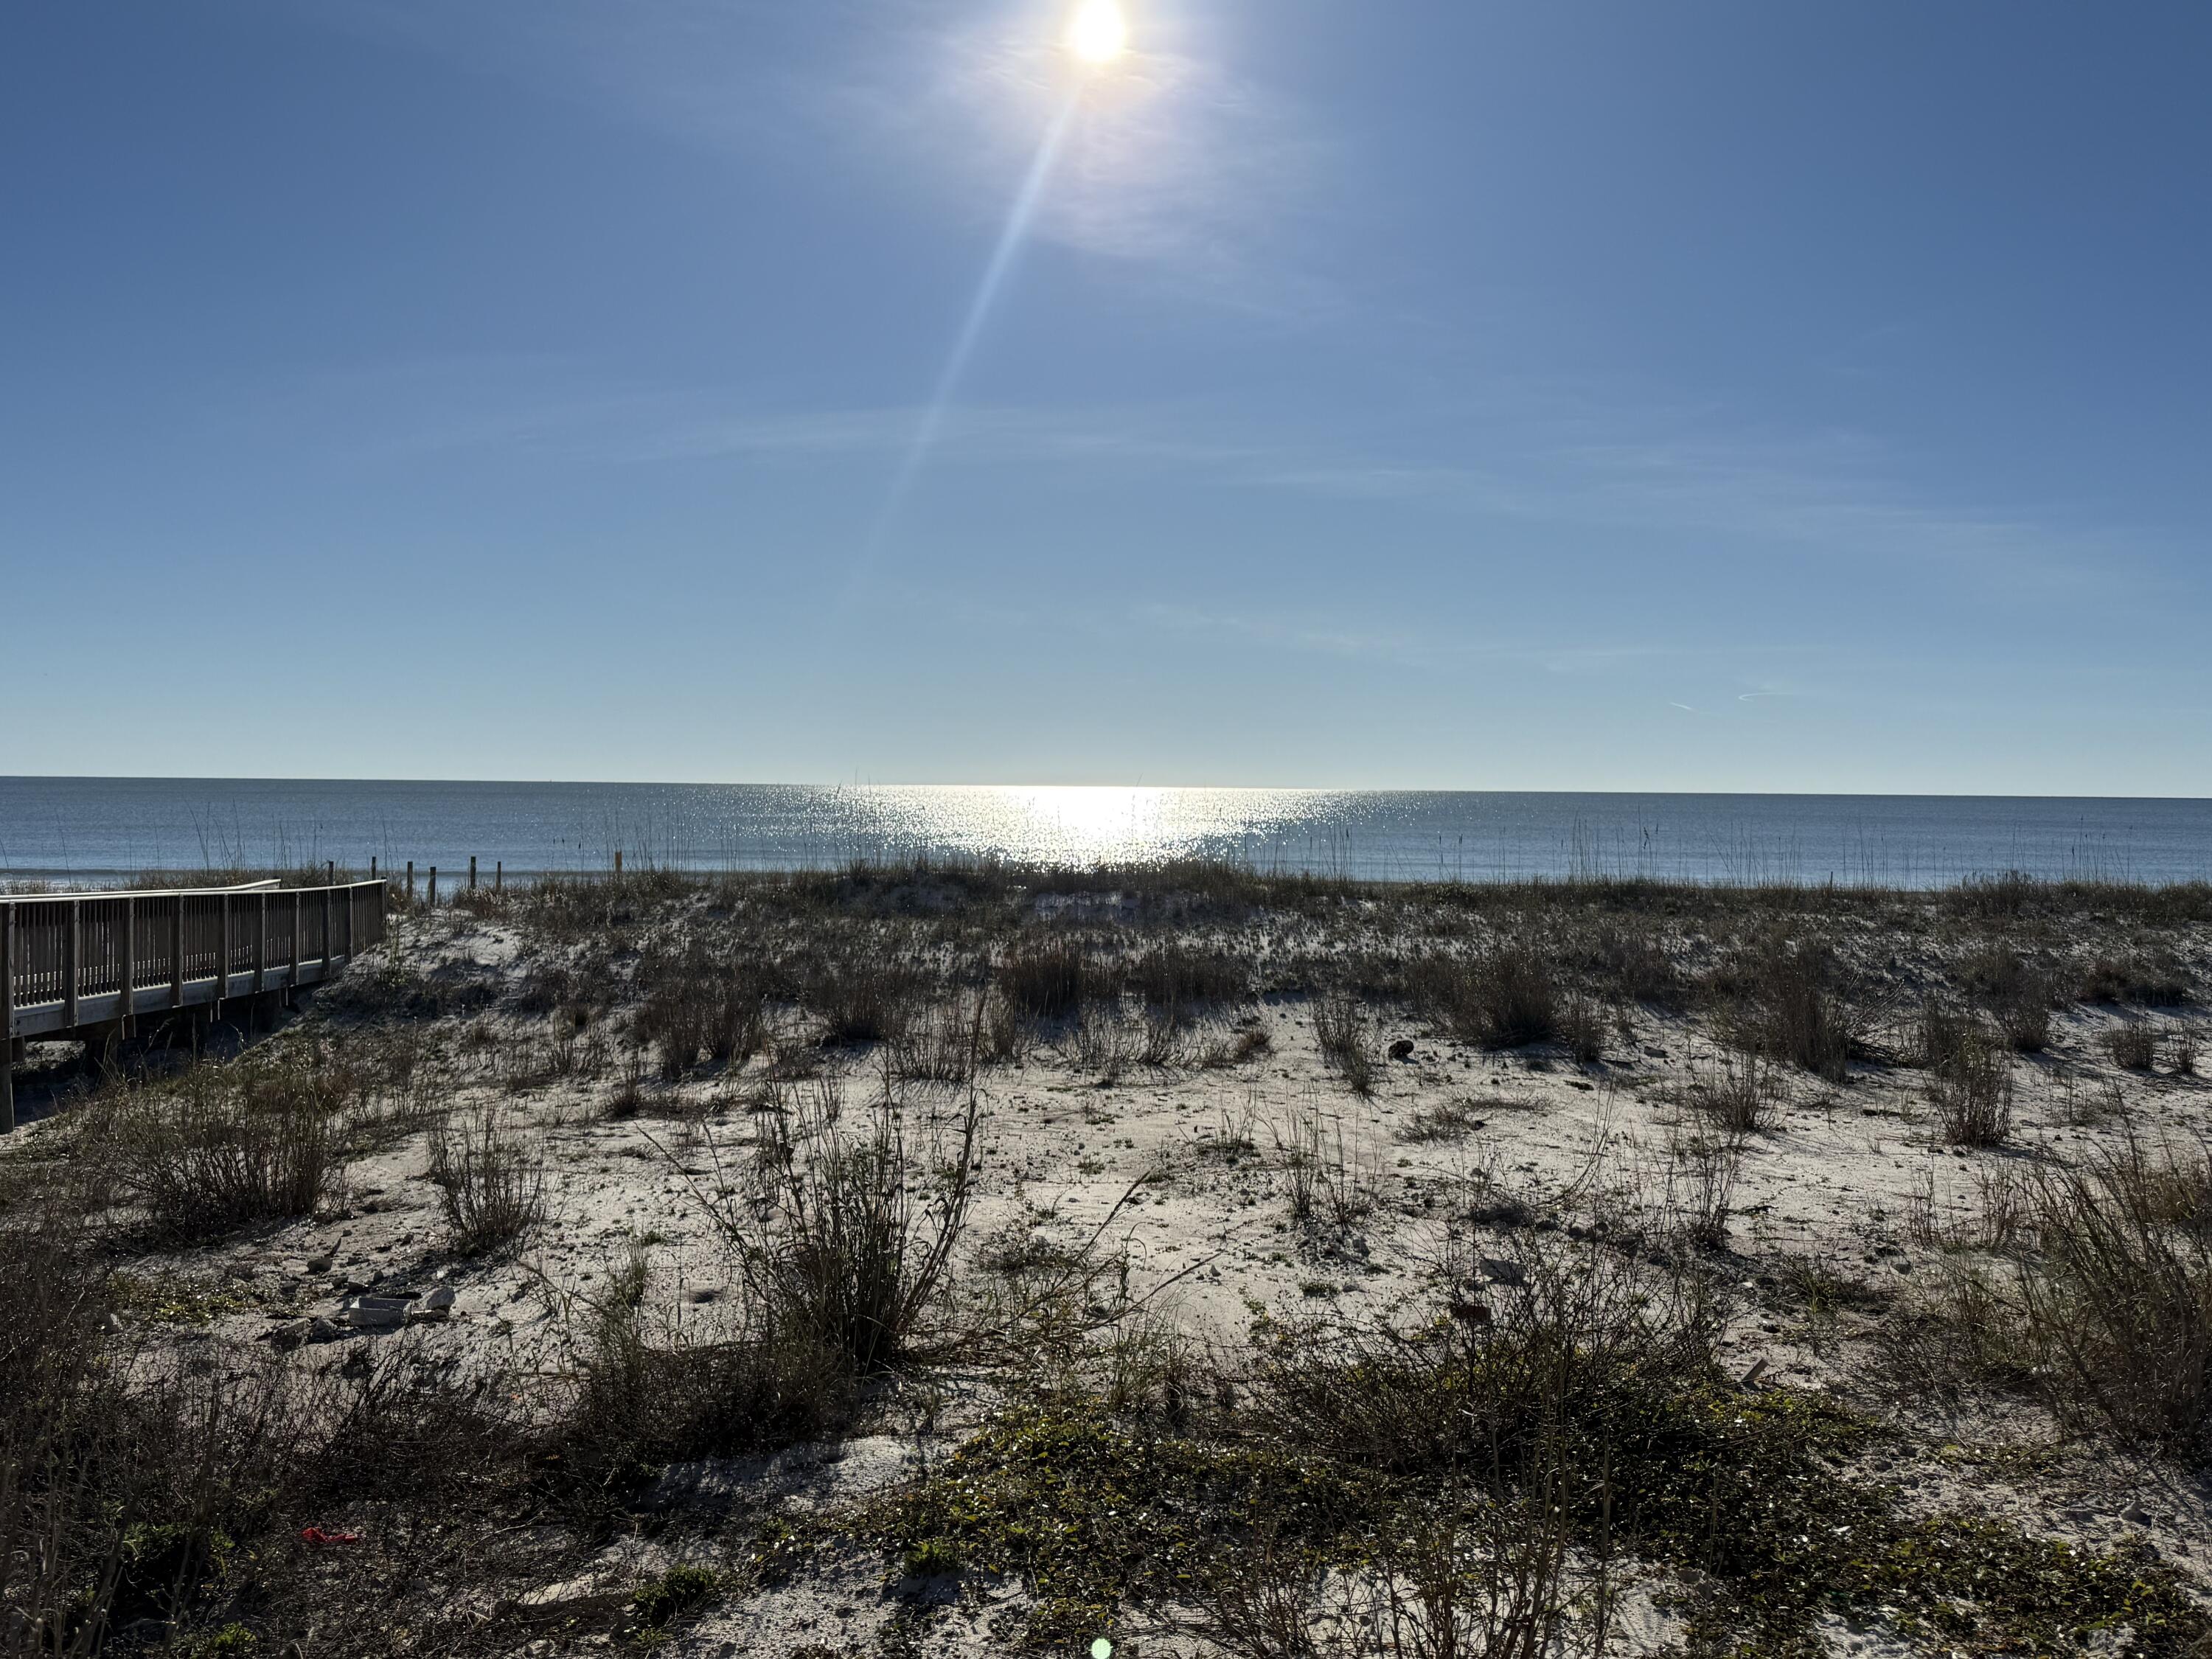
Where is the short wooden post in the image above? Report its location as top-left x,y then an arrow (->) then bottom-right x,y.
495,861 -> 503,893
614,849 -> 623,876
406,861 -> 415,904
428,866 -> 438,908
370,857 -> 378,880
469,856 -> 477,891
2,905 -> 17,1133
326,860 -> 335,886
119,898 -> 136,1026
63,900 -> 80,1032
170,895 -> 185,1009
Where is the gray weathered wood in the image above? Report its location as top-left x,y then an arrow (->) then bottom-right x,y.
1,881 -> 386,1048
63,900 -> 80,1031
2,906 -> 15,1133
119,898 -> 136,1026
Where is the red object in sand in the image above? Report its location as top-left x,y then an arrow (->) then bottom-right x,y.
298,1527 -> 364,1547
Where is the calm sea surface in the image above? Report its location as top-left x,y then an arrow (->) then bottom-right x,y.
1,778 -> 2207,888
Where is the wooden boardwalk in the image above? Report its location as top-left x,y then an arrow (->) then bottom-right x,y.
1,878 -> 388,1130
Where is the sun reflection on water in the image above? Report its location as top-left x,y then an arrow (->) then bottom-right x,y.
848,785 -> 1333,869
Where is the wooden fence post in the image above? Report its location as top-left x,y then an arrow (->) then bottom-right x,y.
254,893 -> 268,996
428,867 -> 438,908
170,895 -> 185,1009
495,861 -> 502,893
469,857 -> 477,891
321,886 -> 333,973
291,892 -> 302,994
406,861 -> 414,904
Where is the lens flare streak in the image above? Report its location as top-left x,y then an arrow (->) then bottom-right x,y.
848,94 -> 1081,595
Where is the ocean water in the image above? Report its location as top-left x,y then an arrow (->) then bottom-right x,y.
1,778 -> 2206,888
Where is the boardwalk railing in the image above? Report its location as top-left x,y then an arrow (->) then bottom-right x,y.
1,878 -> 388,1130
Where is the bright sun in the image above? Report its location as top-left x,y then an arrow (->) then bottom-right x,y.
1067,0 -> 1129,64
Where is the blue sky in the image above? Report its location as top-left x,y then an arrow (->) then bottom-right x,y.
5,1 -> 2208,793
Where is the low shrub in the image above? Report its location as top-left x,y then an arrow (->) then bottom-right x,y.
1409,945 -> 1559,1051
2106,1022 -> 2160,1072
94,1057 -> 344,1240
1720,940 -> 1860,1082
2079,953 -> 2191,1007
703,1081 -> 978,1372
1930,1026 -> 2014,1147
428,1107 -> 545,1256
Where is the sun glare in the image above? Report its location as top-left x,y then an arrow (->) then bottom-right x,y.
1068,0 -> 1129,64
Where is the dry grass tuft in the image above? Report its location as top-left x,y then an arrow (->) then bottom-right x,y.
1312,992 -> 1377,1096
90,1057 -> 344,1240
1411,945 -> 1560,1051
428,1106 -> 546,1256
700,1079 -> 979,1372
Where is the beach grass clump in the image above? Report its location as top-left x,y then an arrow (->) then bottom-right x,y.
703,1082 -> 979,1373
2079,952 -> 2191,1007
1311,991 -> 1377,1095
1697,1048 -> 1776,1133
1121,944 -> 1248,1012
1273,1097 -> 1378,1232
1899,1135 -> 2212,1460
555,1268 -> 855,1502
428,1106 -> 546,1256
1714,939 -> 1861,1082
2105,1020 -> 2161,1072
1409,944 -> 1561,1051
2014,1137 -> 2212,1457
998,939 -> 1092,1024
803,948 -> 919,1046
92,1057 -> 345,1241
1580,922 -> 1687,1009
635,945 -> 769,1079
1927,1020 -> 2014,1146
1959,942 -> 2053,1051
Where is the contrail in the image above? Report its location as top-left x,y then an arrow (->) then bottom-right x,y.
846,91 -> 1082,596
